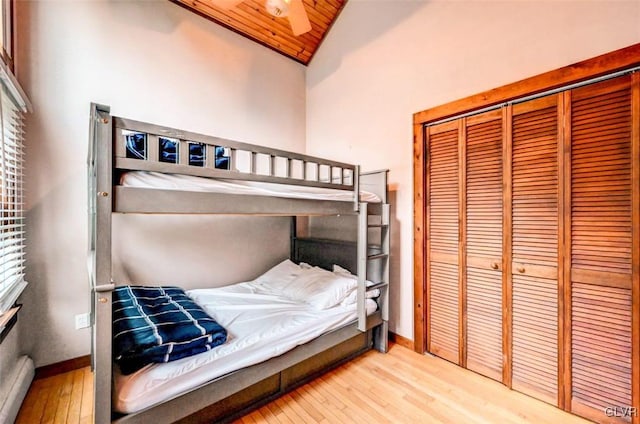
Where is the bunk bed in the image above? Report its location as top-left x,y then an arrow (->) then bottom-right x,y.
87,103 -> 390,424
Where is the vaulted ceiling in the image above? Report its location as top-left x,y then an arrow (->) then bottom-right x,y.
172,0 -> 347,65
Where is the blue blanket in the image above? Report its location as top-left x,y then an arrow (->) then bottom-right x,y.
112,286 -> 227,374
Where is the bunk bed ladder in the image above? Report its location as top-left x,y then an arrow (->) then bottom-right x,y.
357,202 -> 390,353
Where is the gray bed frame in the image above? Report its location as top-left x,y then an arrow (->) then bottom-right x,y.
87,103 -> 390,424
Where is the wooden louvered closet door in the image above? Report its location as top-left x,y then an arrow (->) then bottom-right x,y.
510,95 -> 561,405
422,65 -> 640,424
427,121 -> 460,364
567,75 -> 636,424
464,111 -> 504,381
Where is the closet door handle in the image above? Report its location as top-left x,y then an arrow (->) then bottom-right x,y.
491,263 -> 499,270
517,267 -> 525,273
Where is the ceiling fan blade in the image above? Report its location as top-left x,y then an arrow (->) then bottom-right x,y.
209,0 -> 244,9
288,0 -> 311,36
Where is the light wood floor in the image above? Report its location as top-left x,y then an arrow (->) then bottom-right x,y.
16,344 -> 590,424
16,366 -> 93,424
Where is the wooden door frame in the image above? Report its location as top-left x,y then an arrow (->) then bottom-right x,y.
413,43 -> 640,423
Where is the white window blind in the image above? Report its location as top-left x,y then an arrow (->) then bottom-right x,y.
0,78 -> 25,314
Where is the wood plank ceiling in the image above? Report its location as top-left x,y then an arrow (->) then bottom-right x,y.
171,0 -> 347,65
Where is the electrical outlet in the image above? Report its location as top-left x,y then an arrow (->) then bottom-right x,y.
75,313 -> 90,330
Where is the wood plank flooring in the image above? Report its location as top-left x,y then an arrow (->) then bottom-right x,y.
16,366 -> 93,424
16,344 -> 590,424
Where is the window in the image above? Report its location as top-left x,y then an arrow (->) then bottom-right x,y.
0,0 -> 28,314
0,75 -> 26,314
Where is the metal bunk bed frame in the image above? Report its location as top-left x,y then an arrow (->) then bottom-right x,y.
88,103 -> 390,424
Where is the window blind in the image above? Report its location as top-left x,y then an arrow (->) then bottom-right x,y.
0,79 -> 25,314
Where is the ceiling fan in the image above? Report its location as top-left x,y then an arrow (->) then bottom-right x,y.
211,0 -> 312,36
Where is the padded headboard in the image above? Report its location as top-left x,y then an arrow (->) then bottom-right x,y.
292,238 -> 357,274
291,237 -> 382,282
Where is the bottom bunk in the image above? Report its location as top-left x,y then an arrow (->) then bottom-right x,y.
115,316 -> 381,423
111,255 -> 385,423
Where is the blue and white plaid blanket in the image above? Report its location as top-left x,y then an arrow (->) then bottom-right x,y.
112,286 -> 227,374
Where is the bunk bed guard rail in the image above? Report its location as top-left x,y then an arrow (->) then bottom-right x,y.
112,117 -> 362,212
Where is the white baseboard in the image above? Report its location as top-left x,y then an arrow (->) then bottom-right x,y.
0,355 -> 34,423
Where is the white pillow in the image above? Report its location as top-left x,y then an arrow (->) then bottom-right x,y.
332,264 -> 353,276
340,288 -> 381,306
281,266 -> 357,310
255,259 -> 303,290
332,263 -> 380,305
332,264 -> 375,285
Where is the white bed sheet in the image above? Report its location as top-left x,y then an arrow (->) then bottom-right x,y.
113,281 -> 377,414
120,171 -> 381,203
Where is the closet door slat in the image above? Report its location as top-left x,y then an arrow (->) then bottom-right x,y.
465,112 -> 503,381
427,125 -> 460,364
511,95 -> 559,405
570,76 -> 633,424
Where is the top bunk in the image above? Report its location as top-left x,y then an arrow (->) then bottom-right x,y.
89,103 -> 388,216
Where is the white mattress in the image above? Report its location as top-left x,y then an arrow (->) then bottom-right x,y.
120,171 -> 381,203
113,281 -> 377,414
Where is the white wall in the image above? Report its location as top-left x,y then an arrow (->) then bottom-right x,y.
16,0 -> 306,367
306,0 -> 640,341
